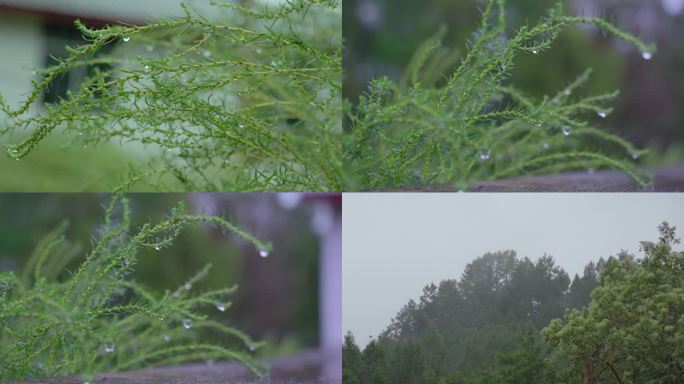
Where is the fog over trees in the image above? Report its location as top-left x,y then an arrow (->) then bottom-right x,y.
343,223 -> 683,384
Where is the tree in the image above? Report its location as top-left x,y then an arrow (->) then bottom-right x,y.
543,222 -> 684,383
343,332 -> 363,384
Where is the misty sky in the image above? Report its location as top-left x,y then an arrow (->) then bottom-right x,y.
342,193 -> 684,347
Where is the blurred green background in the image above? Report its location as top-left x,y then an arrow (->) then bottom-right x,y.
343,0 -> 684,166
0,193 -> 339,357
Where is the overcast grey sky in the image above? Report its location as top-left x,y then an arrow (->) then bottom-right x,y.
342,193 -> 684,347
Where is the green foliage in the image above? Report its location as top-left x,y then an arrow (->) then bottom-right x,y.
543,222 -> 684,383
0,195 -> 272,381
0,0 -> 342,192
342,251 -> 593,384
343,0 -> 655,190
343,223 -> 684,383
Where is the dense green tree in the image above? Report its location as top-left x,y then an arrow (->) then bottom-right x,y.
543,222 -> 684,383
343,332 -> 363,384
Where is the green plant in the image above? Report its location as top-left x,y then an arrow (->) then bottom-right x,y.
0,0 -> 342,192
343,0 -> 655,190
543,222 -> 684,383
0,194 -> 272,382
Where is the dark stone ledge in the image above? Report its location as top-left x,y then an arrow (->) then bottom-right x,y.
387,165 -> 684,192
9,350 -> 340,384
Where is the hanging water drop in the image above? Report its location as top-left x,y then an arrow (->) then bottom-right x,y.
217,305 -> 226,312
597,111 -> 607,119
122,36 -> 130,42
238,124 -> 245,129
642,51 -> 653,60
562,126 -> 572,137
184,282 -> 192,290
154,245 -> 161,251
104,343 -> 115,353
532,49 -> 539,55
182,319 -> 192,329
259,249 -> 269,258
479,150 -> 491,161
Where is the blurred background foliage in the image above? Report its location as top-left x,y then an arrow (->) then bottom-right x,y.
0,193 -> 333,357
343,0 -> 684,166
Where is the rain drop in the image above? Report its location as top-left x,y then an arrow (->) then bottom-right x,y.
217,305 -> 226,312
259,249 -> 269,258
104,343 -> 115,353
479,150 -> 491,161
562,126 -> 572,137
642,51 -> 652,61
122,36 -> 130,42
184,282 -> 192,290
597,111 -> 607,119
182,319 -> 192,329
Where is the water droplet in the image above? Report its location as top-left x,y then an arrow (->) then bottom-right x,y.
248,344 -> 256,352
182,319 -> 192,329
597,111 -> 607,119
259,249 -> 269,258
144,65 -> 150,71
642,51 -> 653,60
542,142 -> 550,149
238,124 -> 245,129
479,150 -> 491,161
563,89 -> 572,96
153,245 -> 161,251
532,49 -> 539,54
184,282 -> 192,290
203,50 -> 212,58
217,305 -> 226,312
562,126 -> 572,137
104,343 -> 115,353
163,335 -> 171,342
631,152 -> 639,160
122,36 -> 130,42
